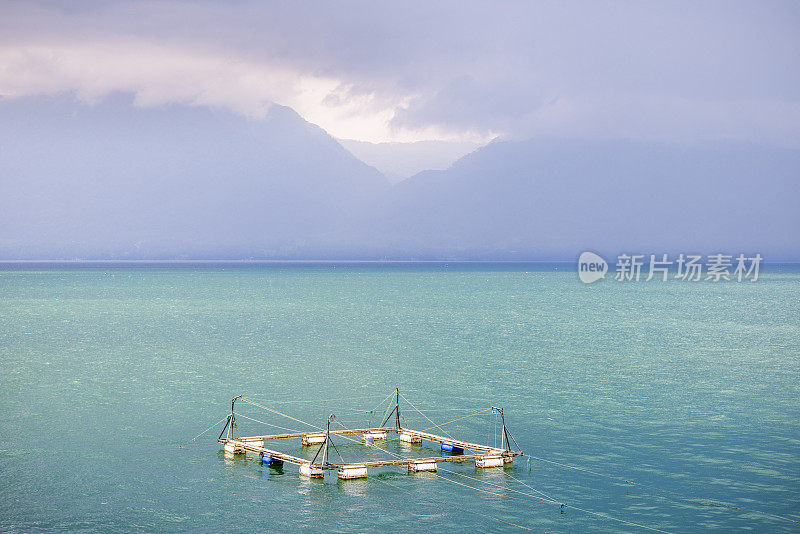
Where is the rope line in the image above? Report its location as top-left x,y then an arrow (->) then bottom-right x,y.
366,390 -> 396,415
437,473 -> 673,533
240,397 -> 324,431
525,453 -> 738,505
233,412 -> 303,434
377,399 -> 394,429
383,407 -> 495,447
398,391 -> 455,440
238,394 -> 388,406
376,475 -> 534,530
440,468 -> 560,504
503,471 -> 561,504
524,454 -> 800,526
564,503 -> 675,533
178,415 -> 230,448
329,418 -> 406,462
434,472 -> 557,506
425,407 -> 494,431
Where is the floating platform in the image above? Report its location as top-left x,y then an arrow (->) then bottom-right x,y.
216,390 -> 523,480
218,431 -> 520,477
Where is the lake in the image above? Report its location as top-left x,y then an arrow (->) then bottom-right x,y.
0,262 -> 798,532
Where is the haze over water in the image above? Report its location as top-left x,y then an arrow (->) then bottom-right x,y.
1,263 -> 797,532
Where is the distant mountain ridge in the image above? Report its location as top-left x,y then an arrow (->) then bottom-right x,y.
0,94 -> 389,258
378,138 -> 800,259
1,94 -> 798,260
338,138 -> 481,183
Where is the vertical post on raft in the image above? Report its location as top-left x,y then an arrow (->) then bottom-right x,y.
322,416 -> 331,467
500,408 -> 510,453
217,414 -> 231,441
395,388 -> 401,430
228,395 -> 241,440
493,406 -> 507,451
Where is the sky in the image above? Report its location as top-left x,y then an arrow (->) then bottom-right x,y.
1,0 -> 799,145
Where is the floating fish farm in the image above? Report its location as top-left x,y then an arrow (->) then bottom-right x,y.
217,388 -> 523,480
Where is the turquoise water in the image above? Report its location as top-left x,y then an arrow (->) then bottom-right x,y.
0,263 -> 798,532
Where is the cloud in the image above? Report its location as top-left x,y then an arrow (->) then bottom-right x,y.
0,0 -> 799,144
0,40 -> 405,141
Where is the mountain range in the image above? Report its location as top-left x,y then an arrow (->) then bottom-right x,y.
1,94 -> 798,260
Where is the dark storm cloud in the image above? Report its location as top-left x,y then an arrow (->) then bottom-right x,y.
0,0 -> 798,143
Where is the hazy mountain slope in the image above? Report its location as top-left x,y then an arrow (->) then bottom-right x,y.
338,139 -> 481,183
382,138 -> 800,259
1,95 -> 798,260
0,94 -> 389,258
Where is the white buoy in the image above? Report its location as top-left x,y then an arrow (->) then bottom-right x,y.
223,441 -> 244,455
400,431 -> 422,443
301,433 -> 327,446
408,459 -> 438,472
362,431 -> 386,442
338,465 -> 368,480
299,463 -> 325,478
475,455 -> 504,468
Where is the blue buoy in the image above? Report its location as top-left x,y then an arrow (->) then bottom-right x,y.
261,454 -> 284,466
441,443 -> 464,454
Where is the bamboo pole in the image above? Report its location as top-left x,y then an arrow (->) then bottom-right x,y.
242,427 -> 394,441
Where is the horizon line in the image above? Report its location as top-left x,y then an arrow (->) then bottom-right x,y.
1,259 -> 799,265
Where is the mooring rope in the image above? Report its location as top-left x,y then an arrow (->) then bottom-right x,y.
439,467 -> 560,504
178,415 -> 230,448
523,454 -> 800,526
503,471 -> 561,504
238,394 -> 389,406
377,399 -> 395,429
398,391 -> 456,440
366,390 -> 396,415
331,418 -> 407,462
233,412 -> 303,434
382,406 -> 495,447
383,461 -> 674,533
240,397 -> 324,431
436,471 -> 674,533
426,407 -> 494,431
434,465 -> 562,505
376,474 -> 534,530
434,471 -> 558,506
562,503 -> 675,533
525,452 -> 738,505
